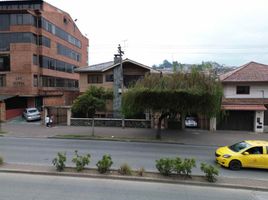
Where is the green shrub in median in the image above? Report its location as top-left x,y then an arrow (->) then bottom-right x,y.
155,158 -> 174,176
173,157 -> 196,176
200,162 -> 219,182
96,154 -> 113,174
156,157 -> 196,177
173,157 -> 183,175
182,158 -> 196,177
52,152 -> 67,172
118,163 -> 132,175
72,150 -> 91,172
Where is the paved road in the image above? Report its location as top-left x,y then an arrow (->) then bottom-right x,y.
0,137 -> 268,180
0,173 -> 267,200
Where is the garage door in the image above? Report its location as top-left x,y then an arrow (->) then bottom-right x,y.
217,111 -> 254,131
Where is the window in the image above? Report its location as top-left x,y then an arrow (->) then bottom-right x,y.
63,17 -> 68,24
39,55 -> 76,73
48,59 -> 55,70
17,14 -> 23,25
10,14 -> 36,26
0,3 -> 41,10
57,43 -> 81,61
42,17 -> 81,48
236,86 -> 250,94
124,75 -> 144,88
23,14 -> 32,24
0,75 -> 6,87
105,74 -> 114,82
229,141 -> 251,152
88,75 -> 103,84
38,36 -> 50,48
0,14 -> 10,31
33,75 -> 38,87
0,32 -> 37,50
246,146 -> 263,154
33,54 -> 38,65
0,55 -> 10,71
41,75 -> 78,89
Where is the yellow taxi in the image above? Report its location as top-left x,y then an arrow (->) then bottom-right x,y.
215,140 -> 268,170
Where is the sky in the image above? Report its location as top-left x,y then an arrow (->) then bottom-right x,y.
45,0 -> 268,67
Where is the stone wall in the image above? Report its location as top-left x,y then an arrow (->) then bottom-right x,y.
71,118 -> 151,128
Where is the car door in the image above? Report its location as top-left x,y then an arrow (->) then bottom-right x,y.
241,146 -> 264,168
263,146 -> 268,169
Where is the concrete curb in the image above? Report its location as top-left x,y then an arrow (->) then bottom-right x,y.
0,165 -> 267,192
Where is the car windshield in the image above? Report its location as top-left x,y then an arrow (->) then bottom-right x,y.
28,109 -> 38,113
228,141 -> 251,152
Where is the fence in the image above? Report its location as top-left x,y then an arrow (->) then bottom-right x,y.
43,106 -> 70,125
71,118 -> 151,128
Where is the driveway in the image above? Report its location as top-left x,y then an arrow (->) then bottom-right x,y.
6,116 -> 41,125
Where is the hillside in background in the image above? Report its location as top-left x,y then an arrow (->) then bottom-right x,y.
152,60 -> 236,75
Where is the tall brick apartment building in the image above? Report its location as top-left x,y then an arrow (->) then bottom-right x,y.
0,0 -> 88,120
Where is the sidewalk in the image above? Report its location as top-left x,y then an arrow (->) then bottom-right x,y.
2,123 -> 268,146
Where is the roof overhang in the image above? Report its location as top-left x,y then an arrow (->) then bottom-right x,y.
0,95 -> 17,101
221,104 -> 267,111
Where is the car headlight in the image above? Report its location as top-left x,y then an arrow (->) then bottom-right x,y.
223,154 -> 231,158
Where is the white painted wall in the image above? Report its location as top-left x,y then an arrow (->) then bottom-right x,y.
254,111 -> 264,133
223,83 -> 268,98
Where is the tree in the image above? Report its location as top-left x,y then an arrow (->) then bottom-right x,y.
72,86 -> 113,118
122,72 -> 222,139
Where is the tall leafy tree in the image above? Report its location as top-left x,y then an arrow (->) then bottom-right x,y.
122,72 -> 222,139
72,86 -> 113,118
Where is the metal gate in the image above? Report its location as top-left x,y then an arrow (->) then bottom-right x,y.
47,106 -> 69,125
217,110 -> 254,131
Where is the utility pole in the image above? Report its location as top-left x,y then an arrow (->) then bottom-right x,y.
118,44 -> 124,94
114,44 -> 125,127
114,44 -> 124,96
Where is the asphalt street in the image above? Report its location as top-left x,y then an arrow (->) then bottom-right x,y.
0,173 -> 267,200
0,137 -> 268,180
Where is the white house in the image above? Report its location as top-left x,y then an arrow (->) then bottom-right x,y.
218,61 -> 268,133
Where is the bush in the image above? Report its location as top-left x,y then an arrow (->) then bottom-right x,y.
137,167 -> 145,176
173,157 -> 196,176
72,150 -> 91,172
155,158 -> 174,176
200,163 -> 219,182
182,158 -> 196,176
96,154 -> 113,174
118,163 -> 132,175
52,152 -> 67,172
173,157 -> 183,175
0,156 -> 3,165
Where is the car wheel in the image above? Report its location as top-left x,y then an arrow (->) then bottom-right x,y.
229,160 -> 242,170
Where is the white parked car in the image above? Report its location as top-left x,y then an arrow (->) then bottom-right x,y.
185,117 -> 198,128
22,108 -> 41,122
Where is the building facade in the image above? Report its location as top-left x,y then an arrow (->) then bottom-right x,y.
218,62 -> 268,133
75,58 -> 159,117
0,0 -> 88,120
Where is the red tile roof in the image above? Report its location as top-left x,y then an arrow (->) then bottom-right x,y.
221,104 -> 267,111
220,61 -> 268,82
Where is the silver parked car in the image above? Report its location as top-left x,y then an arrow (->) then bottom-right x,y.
185,117 -> 198,128
22,108 -> 41,122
